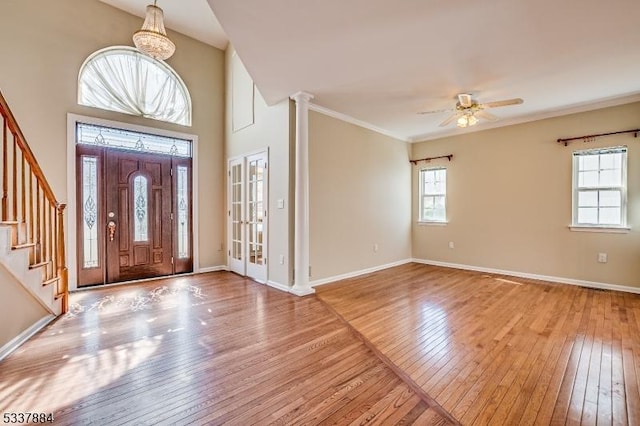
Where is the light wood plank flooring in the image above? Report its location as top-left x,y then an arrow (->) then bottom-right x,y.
316,263 -> 640,425
0,272 -> 453,425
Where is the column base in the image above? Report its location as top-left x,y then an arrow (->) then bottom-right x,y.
290,286 -> 316,296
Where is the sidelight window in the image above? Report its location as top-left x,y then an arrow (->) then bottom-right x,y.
82,156 -> 99,268
177,166 -> 189,259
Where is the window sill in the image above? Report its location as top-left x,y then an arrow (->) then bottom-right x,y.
569,225 -> 630,234
417,221 -> 448,226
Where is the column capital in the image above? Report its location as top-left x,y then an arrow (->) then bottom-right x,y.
290,91 -> 314,104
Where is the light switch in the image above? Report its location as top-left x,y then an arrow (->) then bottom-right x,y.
277,199 -> 285,209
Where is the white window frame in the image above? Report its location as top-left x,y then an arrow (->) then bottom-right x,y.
78,46 -> 192,126
571,146 -> 629,232
419,167 -> 447,223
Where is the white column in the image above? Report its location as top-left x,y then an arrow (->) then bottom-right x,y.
290,91 -> 315,296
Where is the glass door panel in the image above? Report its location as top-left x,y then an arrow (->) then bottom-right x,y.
227,151 -> 268,282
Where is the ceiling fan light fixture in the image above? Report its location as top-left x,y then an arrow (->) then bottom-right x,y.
133,1 -> 175,61
457,113 -> 479,128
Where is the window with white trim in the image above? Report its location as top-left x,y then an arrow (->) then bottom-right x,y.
419,168 -> 447,222
572,146 -> 627,227
78,46 -> 192,126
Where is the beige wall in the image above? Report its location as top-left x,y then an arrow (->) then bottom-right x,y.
0,264 -> 49,350
225,47 -> 293,286
309,111 -> 412,281
0,0 -> 226,272
412,102 -> 640,288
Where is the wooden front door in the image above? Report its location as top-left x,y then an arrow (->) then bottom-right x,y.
77,144 -> 192,287
105,149 -> 173,283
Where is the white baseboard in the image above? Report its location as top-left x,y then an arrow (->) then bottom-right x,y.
198,265 -> 228,274
266,280 -> 291,293
412,258 -> 640,294
0,315 -> 56,362
310,258 -> 413,287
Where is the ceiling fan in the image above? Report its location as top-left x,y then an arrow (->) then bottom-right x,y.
418,93 -> 523,128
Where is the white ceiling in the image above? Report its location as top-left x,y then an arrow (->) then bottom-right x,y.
207,0 -> 640,141
99,0 -> 228,49
103,0 -> 640,142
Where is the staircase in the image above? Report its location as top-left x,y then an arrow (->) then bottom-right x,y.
0,90 -> 68,316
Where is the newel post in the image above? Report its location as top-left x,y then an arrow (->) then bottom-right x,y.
57,204 -> 68,313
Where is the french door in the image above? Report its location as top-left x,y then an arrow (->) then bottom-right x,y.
228,151 -> 268,283
76,145 -> 193,286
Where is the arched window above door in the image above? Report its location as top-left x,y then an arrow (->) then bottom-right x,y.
78,46 -> 192,126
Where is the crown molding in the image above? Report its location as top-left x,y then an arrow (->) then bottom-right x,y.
308,103 -> 410,142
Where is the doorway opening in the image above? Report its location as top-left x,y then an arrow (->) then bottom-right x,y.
74,122 -> 193,287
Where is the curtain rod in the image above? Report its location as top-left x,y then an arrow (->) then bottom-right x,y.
557,129 -> 639,146
409,154 -> 453,165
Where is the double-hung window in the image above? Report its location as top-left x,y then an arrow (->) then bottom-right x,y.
572,146 -> 627,228
419,168 -> 447,222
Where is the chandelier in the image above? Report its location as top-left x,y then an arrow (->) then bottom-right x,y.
132,1 -> 175,61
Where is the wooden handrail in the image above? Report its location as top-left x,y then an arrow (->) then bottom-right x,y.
0,90 -> 68,314
0,92 -> 59,206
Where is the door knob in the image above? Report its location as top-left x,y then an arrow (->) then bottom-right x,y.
107,221 -> 116,241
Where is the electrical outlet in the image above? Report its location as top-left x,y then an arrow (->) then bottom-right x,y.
279,255 -> 285,265
598,253 -> 607,263
449,241 -> 455,249
373,243 -> 378,252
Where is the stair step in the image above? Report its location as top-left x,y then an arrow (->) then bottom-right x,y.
43,276 -> 60,287
29,261 -> 50,270
0,221 -> 20,225
12,242 -> 35,250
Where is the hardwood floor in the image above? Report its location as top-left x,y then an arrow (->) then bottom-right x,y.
316,263 -> 640,425
0,272 -> 453,425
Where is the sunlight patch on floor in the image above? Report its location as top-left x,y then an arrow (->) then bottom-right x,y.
0,335 -> 163,413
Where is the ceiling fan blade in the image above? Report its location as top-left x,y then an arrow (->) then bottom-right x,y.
475,110 -> 498,121
439,114 -> 459,127
483,98 -> 523,108
458,93 -> 473,108
417,107 -> 454,115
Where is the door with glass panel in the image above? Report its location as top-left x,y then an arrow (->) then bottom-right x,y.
104,149 -> 173,282
227,151 -> 268,283
228,158 -> 245,276
76,123 -> 193,287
